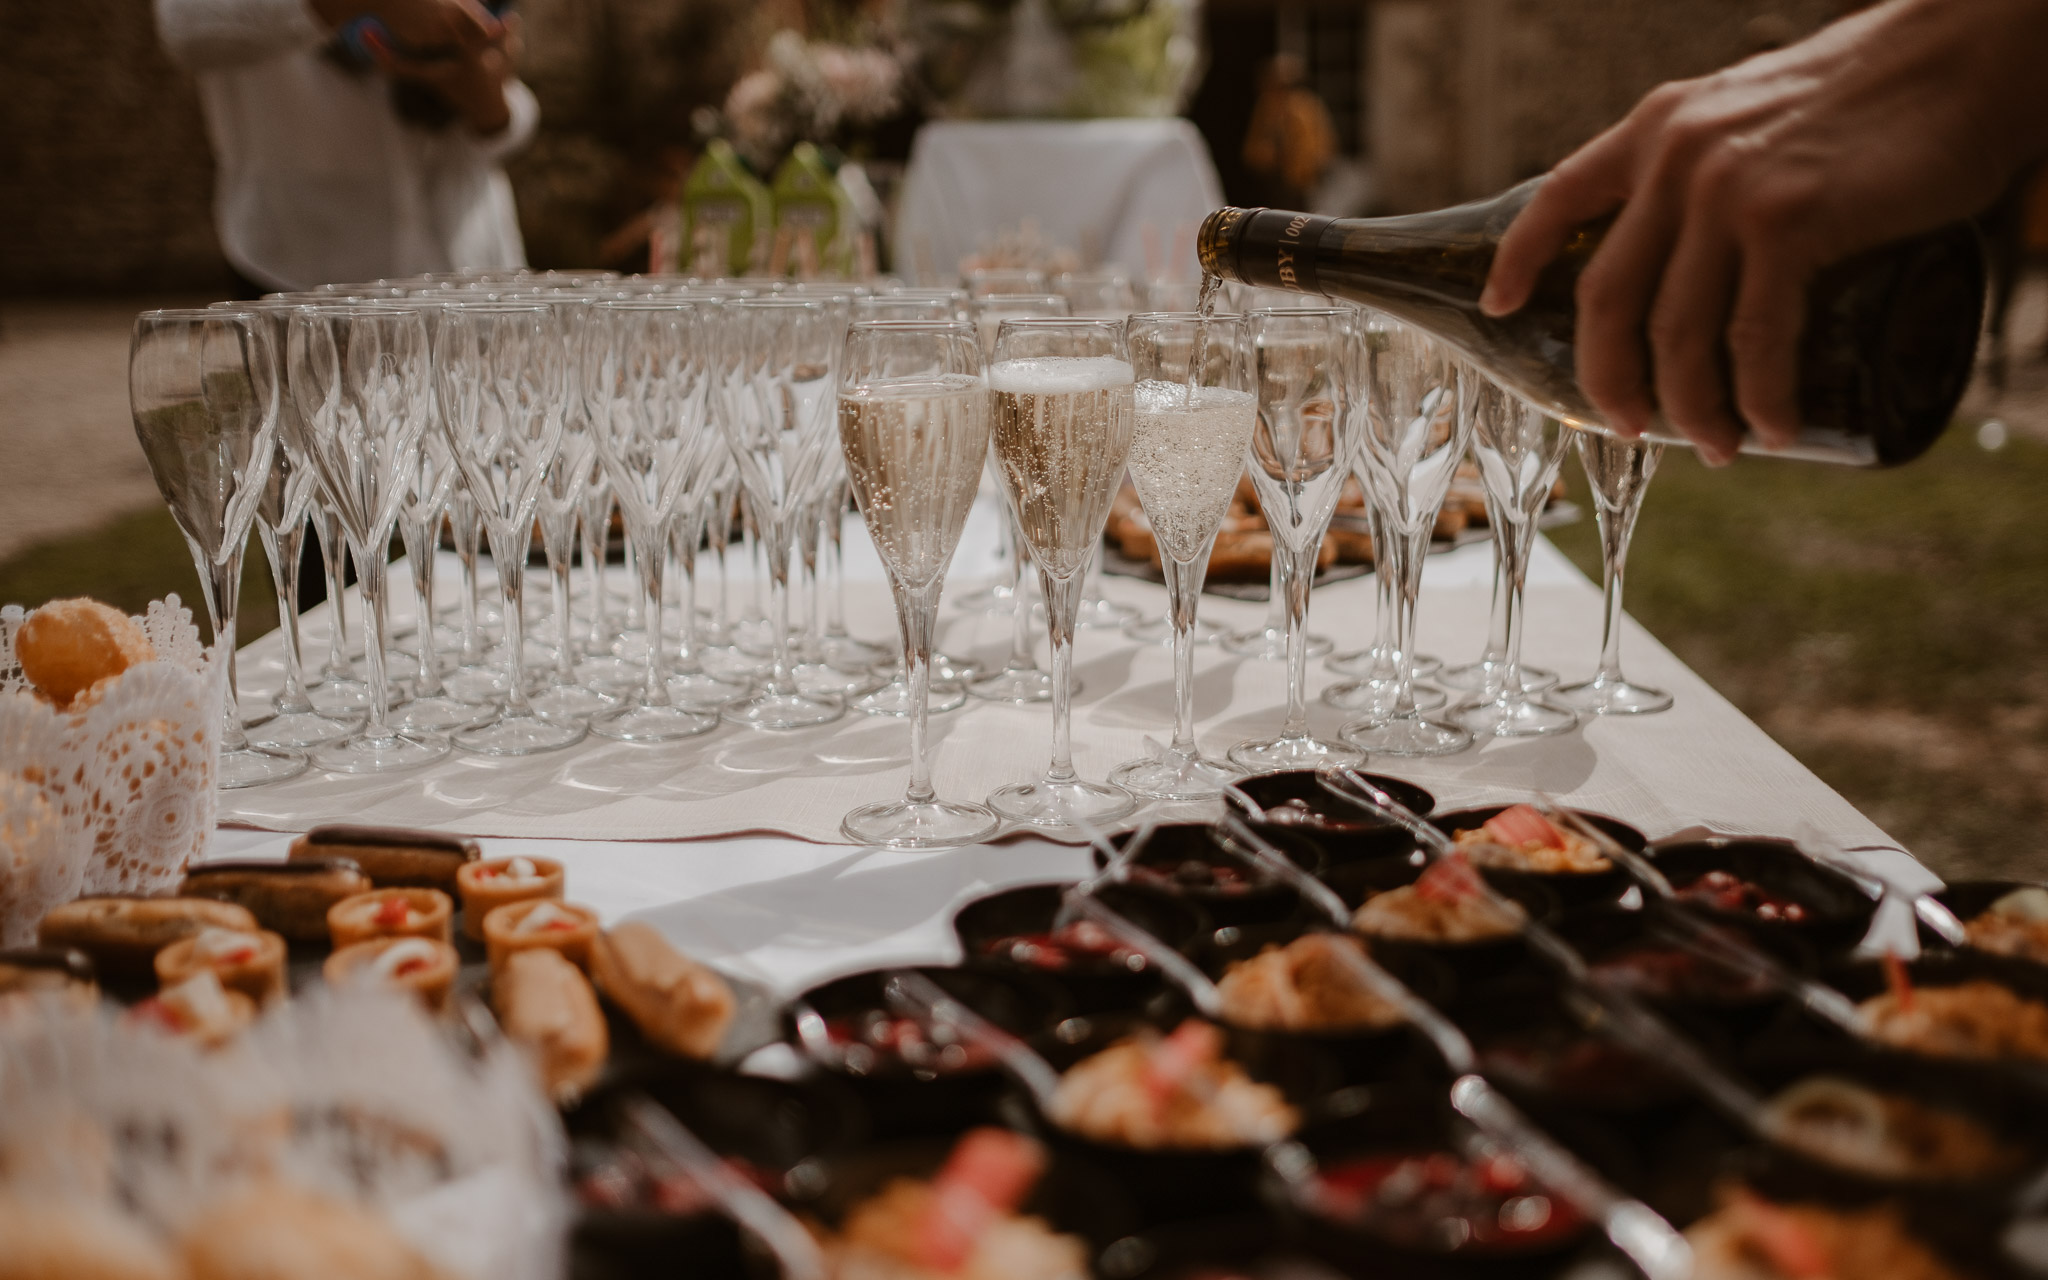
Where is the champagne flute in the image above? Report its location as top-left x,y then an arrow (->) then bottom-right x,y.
285,303 -> 446,772
837,321 -> 1001,847
1319,502 -> 1448,715
1551,434 -> 1674,715
983,318 -> 1138,827
1227,308 -> 1363,772
957,294 -> 1071,618
131,308 -> 308,787
247,434 -> 361,748
719,297 -> 849,730
1109,313 -> 1256,799
1341,318 -> 1476,757
1445,372 -> 1577,737
583,298 -> 723,741
434,302 -> 585,755
1434,529 -> 1559,695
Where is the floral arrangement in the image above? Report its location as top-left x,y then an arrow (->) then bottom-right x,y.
723,30 -> 906,171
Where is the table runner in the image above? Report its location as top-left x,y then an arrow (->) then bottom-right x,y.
219,493 -> 1901,855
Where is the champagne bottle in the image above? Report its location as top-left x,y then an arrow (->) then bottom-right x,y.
1197,179 -> 1985,466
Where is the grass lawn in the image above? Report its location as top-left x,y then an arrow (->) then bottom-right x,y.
3,425 -> 2042,882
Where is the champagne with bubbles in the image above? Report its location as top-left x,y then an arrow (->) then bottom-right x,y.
838,374 -> 990,589
988,356 -> 1137,579
1126,382 -> 1257,563
1198,178 -> 1985,466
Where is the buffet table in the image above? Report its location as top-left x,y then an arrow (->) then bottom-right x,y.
209,489 -> 1934,1006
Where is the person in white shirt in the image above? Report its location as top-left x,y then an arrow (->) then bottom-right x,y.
156,0 -> 539,292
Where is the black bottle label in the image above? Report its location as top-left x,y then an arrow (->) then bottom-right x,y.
1210,209 -> 1337,297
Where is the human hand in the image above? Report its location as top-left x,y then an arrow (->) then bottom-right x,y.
1478,0 -> 2048,464
377,14 -> 521,136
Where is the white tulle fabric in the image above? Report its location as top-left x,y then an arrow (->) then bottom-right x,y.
0,596 -> 225,945
0,986 -> 566,1280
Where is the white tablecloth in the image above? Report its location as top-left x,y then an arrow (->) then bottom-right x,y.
892,119 -> 1224,283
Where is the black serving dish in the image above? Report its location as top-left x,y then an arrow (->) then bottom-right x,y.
954,882 -> 1208,1013
1201,921 -> 1456,1089
1558,904 -> 1804,1045
1341,853 -> 1561,987
1457,975 -> 1729,1115
1806,948 -> 2048,1085
1923,880 -> 2048,962
1429,805 -> 1647,909
787,964 -> 1067,1138
1226,769 -> 1436,865
567,1069 -> 866,1280
1266,1083 -> 1607,1279
1095,822 -> 1325,929
1645,837 -> 1879,953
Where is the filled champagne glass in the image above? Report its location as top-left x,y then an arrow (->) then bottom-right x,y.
1228,308 -> 1364,772
837,321 -> 1001,847
1446,371 -> 1577,737
285,303 -> 446,772
583,298 -> 724,741
718,297 -> 849,730
434,302 -> 585,755
1108,313 -> 1257,799
131,308 -> 308,787
1341,318 -> 1476,757
958,293 -> 1071,620
1551,434 -> 1674,715
983,318 -> 1138,827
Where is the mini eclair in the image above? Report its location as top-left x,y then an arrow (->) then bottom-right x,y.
289,825 -> 479,891
180,857 -> 372,943
38,897 -> 259,978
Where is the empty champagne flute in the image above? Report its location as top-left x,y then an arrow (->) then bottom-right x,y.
131,308 -> 308,787
1342,319 -> 1475,757
286,303 -> 446,771
719,297 -> 848,730
1551,434 -> 1674,715
1109,312 -> 1256,798
1228,308 -> 1363,772
837,321 -> 1001,847
983,318 -> 1138,827
393,425 -> 499,735
434,302 -> 585,754
1445,372 -> 1576,737
583,298 -> 723,741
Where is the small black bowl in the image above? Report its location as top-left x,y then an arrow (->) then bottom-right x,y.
1226,769 -> 1436,865
1456,975 -> 1730,1114
787,964 -> 1068,1138
1095,822 -> 1325,928
954,882 -> 1209,1013
1645,837 -> 1880,953
1807,948 -> 2048,1085
1267,1083 -> 1606,1278
1341,853 -> 1562,987
1428,805 -> 1647,909
1201,921 -> 1457,1088
1558,903 -> 1808,1045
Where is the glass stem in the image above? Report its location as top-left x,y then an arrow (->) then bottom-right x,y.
635,530 -> 675,708
1163,546 -> 1211,756
900,579 -> 940,804
353,543 -> 393,739
1394,528 -> 1431,716
1499,510 -> 1536,703
262,518 -> 313,714
825,489 -> 849,639
1042,569 -> 1083,783
494,532 -> 536,715
743,495 -> 764,620
1260,553 -> 1284,633
453,501 -> 485,665
1280,537 -> 1315,739
674,513 -> 702,674
206,544 -> 249,751
622,537 -> 643,633
316,509 -> 353,679
766,522 -> 796,694
710,493 -> 731,639
408,521 -> 448,699
1595,517 -> 1630,684
581,492 -> 610,651
1367,502 -> 1398,680
1005,549 -> 1036,671
550,540 -> 576,684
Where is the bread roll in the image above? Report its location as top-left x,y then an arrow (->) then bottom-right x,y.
14,599 -> 154,709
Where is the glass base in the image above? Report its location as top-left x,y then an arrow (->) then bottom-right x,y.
393,695 -> 500,734
1412,652 -> 1443,678
1227,732 -> 1363,773
1551,674 -> 1674,716
1122,615 -> 1223,646
308,676 -> 371,713
666,670 -> 751,712
1447,695 -> 1578,738
825,634 -> 892,670
702,645 -> 773,682
1109,748 -> 1243,800
452,712 -> 587,755
878,651 -> 982,685
953,580 -> 1017,613
1221,625 -> 1333,660
731,616 -> 778,658
986,777 -> 1135,828
576,654 -> 644,692
842,797 -> 1001,848
1321,678 -> 1446,715
527,681 -> 620,722
854,679 -> 968,716
310,730 -> 450,774
1076,596 -> 1141,628
380,649 -> 421,682
1340,714 -> 1473,758
724,690 -> 845,731
220,744 -> 311,788
247,707 -> 360,749
588,700 -> 719,742
967,665 -> 1059,704
795,661 -> 885,700
1436,659 -> 1558,694
443,664 -> 514,704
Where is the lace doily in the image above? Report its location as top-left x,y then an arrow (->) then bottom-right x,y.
0,596 -> 224,944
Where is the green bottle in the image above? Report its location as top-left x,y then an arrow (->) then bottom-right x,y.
681,140 -> 774,277
770,143 -> 855,278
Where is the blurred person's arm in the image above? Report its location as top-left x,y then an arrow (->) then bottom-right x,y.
1478,0 -> 2048,464
156,0 -> 497,72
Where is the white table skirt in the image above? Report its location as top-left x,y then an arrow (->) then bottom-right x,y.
209,494 -> 1933,1002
